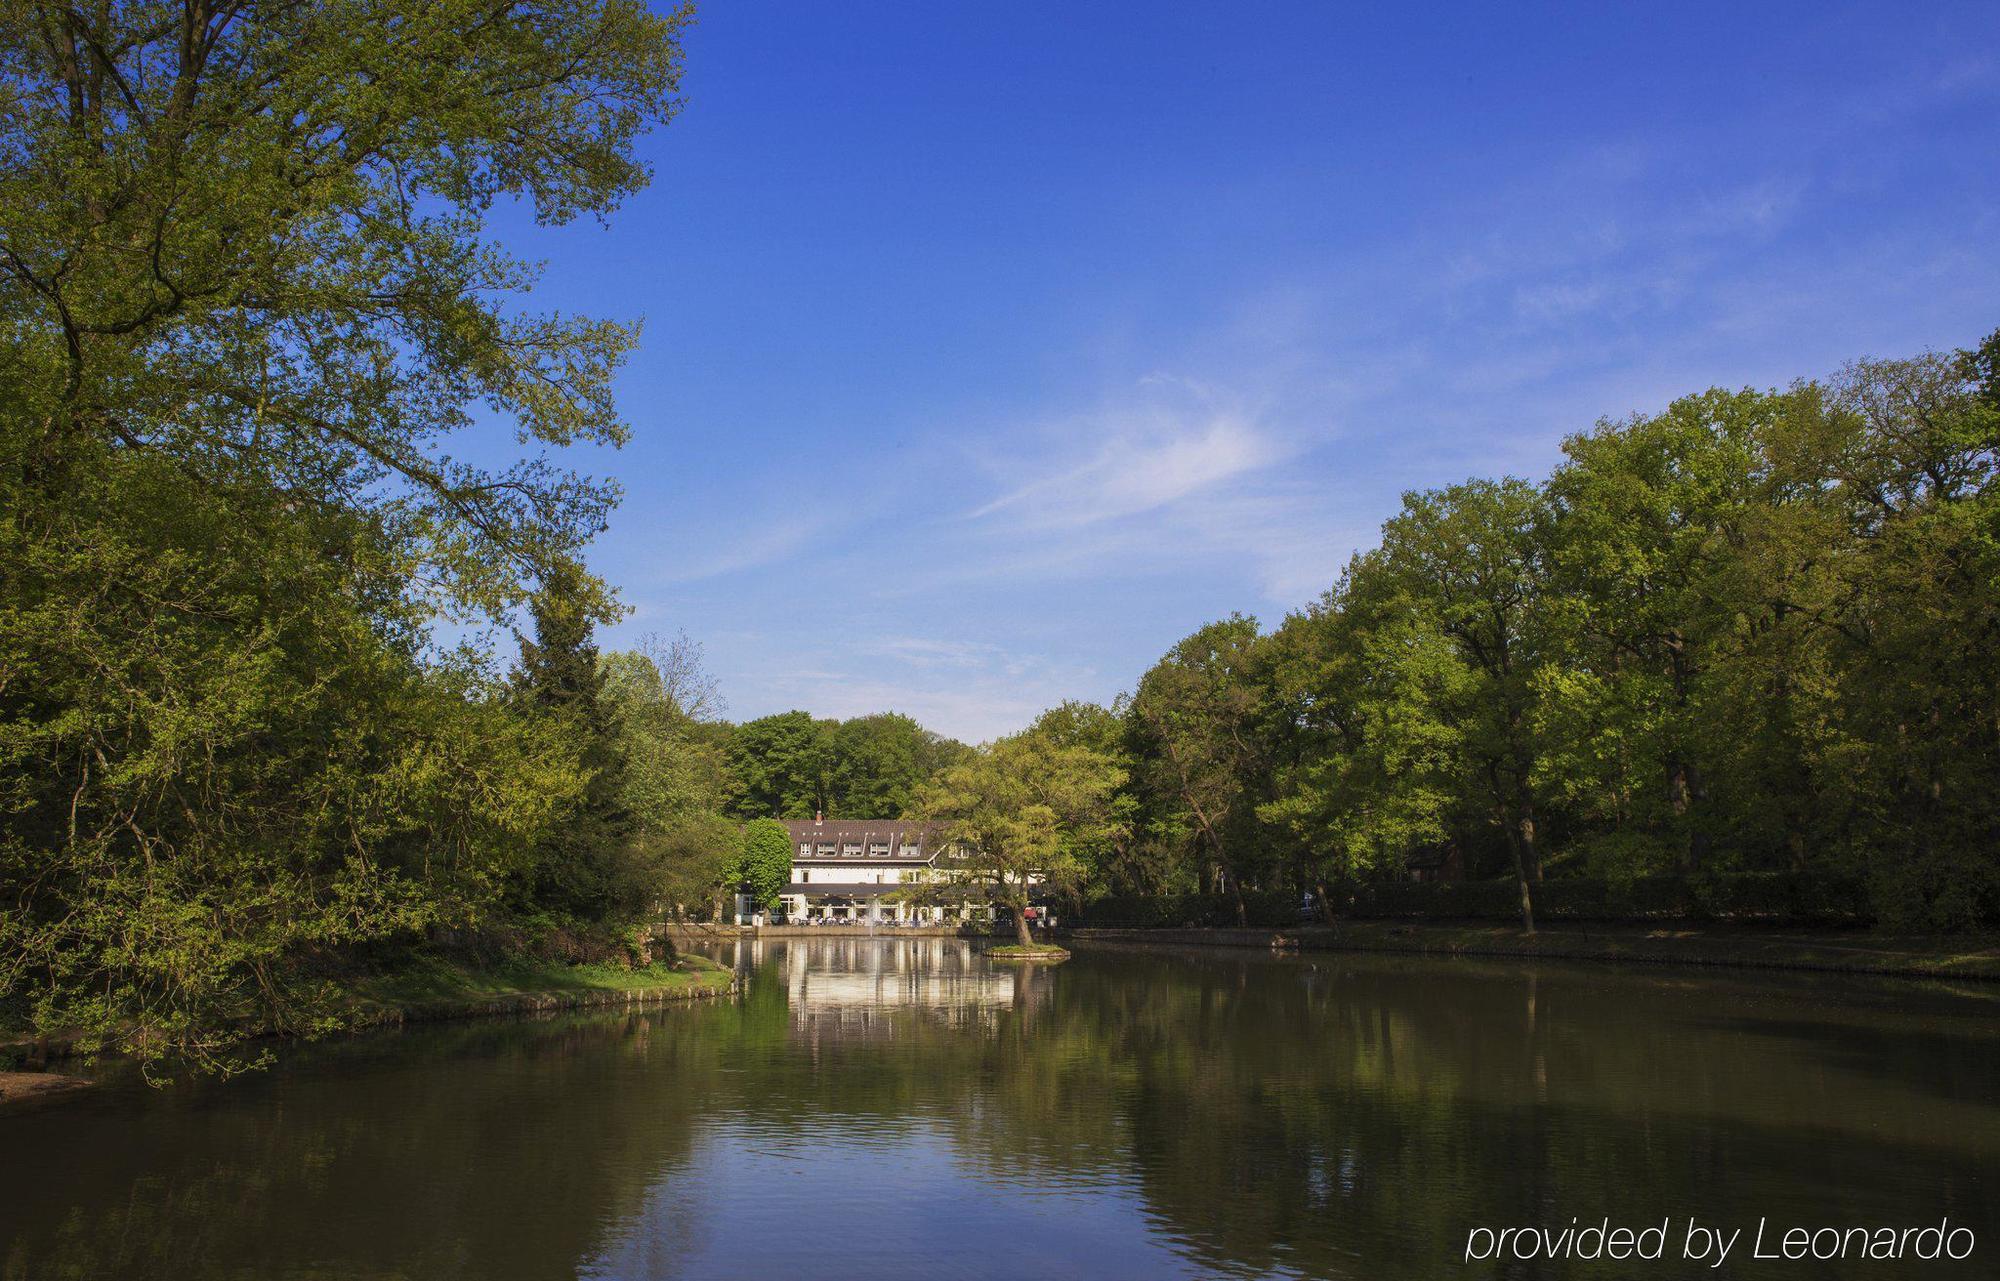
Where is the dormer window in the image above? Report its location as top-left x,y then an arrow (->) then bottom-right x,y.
868,843 -> 889,857
842,843 -> 861,856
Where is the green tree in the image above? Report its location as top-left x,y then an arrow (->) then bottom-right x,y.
643,812 -> 743,922
825,713 -> 964,817
738,818 -> 794,913
1813,349 -> 2000,925
1128,616 -> 1271,924
1258,558 -> 1465,916
1541,390 -> 1772,873
917,731 -> 1127,947
724,712 -> 833,819
1374,479 -> 1554,930
599,632 -> 733,919
0,0 -> 689,1069
511,563 -> 633,918
601,633 -> 729,823
1029,701 -> 1138,900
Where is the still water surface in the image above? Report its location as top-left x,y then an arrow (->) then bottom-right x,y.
2,938 -> 1997,1279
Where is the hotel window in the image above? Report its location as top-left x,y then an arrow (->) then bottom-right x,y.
868,844 -> 888,857
798,843 -> 810,856
842,843 -> 861,856
817,844 -> 835,856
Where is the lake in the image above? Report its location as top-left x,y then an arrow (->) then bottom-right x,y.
2,937 -> 1996,1279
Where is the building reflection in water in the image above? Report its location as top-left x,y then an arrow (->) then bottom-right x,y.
740,937 -> 1032,1042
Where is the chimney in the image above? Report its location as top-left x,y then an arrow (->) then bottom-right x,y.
814,810 -> 823,827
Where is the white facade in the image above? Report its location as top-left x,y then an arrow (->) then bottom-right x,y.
769,816 -> 992,925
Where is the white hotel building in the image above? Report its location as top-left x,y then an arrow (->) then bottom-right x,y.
772,815 -> 992,925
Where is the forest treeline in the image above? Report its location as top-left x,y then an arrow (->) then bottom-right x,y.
1051,334 -> 2000,934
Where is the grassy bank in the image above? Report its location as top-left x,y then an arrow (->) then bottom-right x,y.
346,952 -> 738,1026
1,952 -> 737,1086
1068,921 -> 2000,980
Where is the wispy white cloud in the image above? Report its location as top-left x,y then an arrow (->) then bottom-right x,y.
968,407 -> 1286,529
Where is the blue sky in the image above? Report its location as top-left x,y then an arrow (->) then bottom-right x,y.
491,1 -> 1999,742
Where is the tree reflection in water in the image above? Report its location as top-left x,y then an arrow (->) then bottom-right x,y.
3,940 -> 1996,1280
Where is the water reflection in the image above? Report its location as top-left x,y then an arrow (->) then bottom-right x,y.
748,935 -> 1028,1042
3,941 -> 1996,1279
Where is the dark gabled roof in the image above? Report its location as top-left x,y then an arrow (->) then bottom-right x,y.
782,818 -> 935,861
783,818 -> 926,841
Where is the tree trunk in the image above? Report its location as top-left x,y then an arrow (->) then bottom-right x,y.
1518,793 -> 1542,883
1014,906 -> 1035,948
1314,879 -> 1339,927
1504,823 -> 1536,935
1686,760 -> 1710,872
1667,758 -> 1703,873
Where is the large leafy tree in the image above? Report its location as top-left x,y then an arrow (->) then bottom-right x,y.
1106,331 -> 1998,932
1372,479 -> 1554,929
1028,701 -> 1137,898
1128,616 -> 1270,923
601,632 -> 730,829
723,710 -> 964,820
0,0 -> 690,1067
724,712 -> 832,819
1258,557 -> 1466,915
2,0 -> 689,607
917,731 -> 1126,947
825,713 -> 966,818
600,632 -> 733,920
1541,390 -> 1771,873
1811,349 -> 2000,925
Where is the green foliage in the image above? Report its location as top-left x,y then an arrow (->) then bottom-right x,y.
599,633 -> 734,917
738,818 -> 793,910
510,563 -> 634,919
1078,892 -> 1303,929
1258,564 -> 1465,892
634,812 -> 744,922
725,712 -> 832,819
1328,873 -> 1873,926
1127,616 -> 1271,916
0,0 -> 690,1070
827,713 -> 968,817
916,728 -> 1127,944
723,709 -> 968,820
1084,331 -> 2000,931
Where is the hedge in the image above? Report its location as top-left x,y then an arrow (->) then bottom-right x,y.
1078,891 -> 1303,929
1079,872 -> 1874,929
